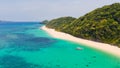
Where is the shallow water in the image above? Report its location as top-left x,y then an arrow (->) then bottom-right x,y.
0,22 -> 120,68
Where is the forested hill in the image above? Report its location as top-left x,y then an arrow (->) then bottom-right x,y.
46,3 -> 120,47
46,17 -> 76,30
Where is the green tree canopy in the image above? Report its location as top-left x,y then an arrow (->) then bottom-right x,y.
46,3 -> 120,47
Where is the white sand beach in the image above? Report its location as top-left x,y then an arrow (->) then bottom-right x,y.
41,26 -> 120,57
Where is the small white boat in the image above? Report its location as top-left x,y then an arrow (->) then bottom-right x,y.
76,47 -> 83,50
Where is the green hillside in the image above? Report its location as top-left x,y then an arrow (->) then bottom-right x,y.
46,17 -> 76,31
46,3 -> 120,47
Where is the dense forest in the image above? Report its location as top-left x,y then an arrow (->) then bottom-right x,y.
46,3 -> 120,47
40,20 -> 49,24
46,17 -> 76,30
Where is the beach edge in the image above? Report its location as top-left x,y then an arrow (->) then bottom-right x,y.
41,26 -> 120,57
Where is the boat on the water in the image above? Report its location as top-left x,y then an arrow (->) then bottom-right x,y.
76,47 -> 83,50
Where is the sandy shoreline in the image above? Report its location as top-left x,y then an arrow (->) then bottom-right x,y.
41,26 -> 120,57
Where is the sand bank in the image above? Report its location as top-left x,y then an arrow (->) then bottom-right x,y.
41,26 -> 120,57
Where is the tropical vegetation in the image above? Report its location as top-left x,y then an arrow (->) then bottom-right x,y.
46,3 -> 120,47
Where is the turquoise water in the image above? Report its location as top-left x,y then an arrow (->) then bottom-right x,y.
0,22 -> 120,68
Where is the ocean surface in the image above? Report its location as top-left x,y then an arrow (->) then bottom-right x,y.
0,22 -> 120,68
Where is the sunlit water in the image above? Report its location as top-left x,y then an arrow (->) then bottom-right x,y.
0,22 -> 120,68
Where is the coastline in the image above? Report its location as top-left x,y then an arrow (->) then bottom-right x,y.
41,26 -> 120,57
